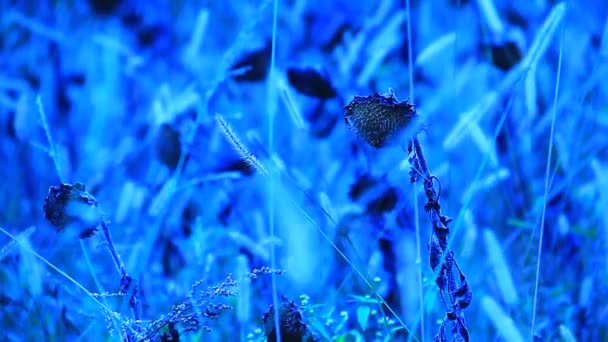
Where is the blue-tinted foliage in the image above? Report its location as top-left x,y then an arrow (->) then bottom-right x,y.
1,0 -> 607,341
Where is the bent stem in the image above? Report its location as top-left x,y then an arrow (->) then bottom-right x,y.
101,219 -> 141,322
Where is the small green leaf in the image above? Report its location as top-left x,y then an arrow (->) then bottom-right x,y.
309,318 -> 331,340
348,294 -> 379,304
356,305 -> 371,331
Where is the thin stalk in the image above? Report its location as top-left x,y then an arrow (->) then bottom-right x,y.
267,0 -> 281,341
101,220 -> 141,321
405,0 -> 425,339
531,18 -> 565,339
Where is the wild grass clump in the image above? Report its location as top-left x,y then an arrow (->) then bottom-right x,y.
1,0 -> 608,341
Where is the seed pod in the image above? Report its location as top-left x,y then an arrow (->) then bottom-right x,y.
484,40 -> 523,71
231,41 -> 272,82
156,123 -> 182,170
88,0 -> 120,16
366,186 -> 399,214
348,173 -> 378,201
137,24 -> 169,49
286,67 -> 337,99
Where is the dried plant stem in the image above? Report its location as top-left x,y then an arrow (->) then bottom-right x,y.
100,220 -> 141,321
409,137 -> 471,342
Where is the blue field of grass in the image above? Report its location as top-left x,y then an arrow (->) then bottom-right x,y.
1,0 -> 607,341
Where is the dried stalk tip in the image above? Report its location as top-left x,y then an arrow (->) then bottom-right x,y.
42,183 -> 99,238
344,90 -> 419,148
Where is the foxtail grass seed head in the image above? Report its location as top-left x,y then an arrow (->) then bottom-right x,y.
344,89 -> 419,148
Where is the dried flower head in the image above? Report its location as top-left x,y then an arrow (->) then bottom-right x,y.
42,183 -> 99,238
263,298 -> 317,342
344,89 -> 419,148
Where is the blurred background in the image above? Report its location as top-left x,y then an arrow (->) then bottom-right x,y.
1,0 -> 607,341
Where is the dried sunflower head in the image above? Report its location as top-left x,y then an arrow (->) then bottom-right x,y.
42,183 -> 100,238
263,299 -> 317,342
344,89 -> 419,148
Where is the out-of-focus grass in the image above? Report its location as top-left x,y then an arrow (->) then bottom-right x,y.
1,0 -> 607,341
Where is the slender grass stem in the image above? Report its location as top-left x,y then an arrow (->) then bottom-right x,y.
37,95 -> 63,182
531,16 -> 565,339
268,0 -> 281,341
405,0 -> 425,340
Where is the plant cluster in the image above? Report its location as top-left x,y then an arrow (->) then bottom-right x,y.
1,1 -> 607,341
